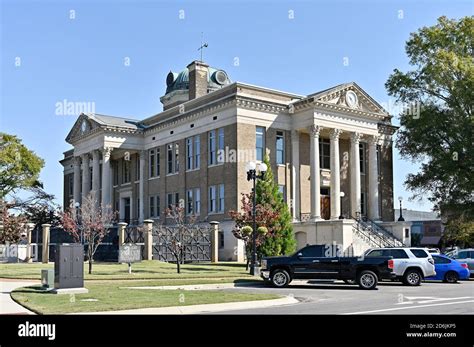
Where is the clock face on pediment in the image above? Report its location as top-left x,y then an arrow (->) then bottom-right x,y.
345,90 -> 358,108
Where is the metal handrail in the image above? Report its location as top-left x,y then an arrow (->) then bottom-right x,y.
352,215 -> 402,248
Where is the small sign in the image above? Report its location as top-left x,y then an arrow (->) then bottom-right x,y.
119,244 -> 142,263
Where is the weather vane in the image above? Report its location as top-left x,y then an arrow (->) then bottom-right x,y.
198,32 -> 208,62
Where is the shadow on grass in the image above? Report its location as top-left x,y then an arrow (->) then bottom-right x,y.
12,285 -> 51,294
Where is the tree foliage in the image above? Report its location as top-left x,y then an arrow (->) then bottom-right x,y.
0,133 -> 44,198
385,16 -> 474,226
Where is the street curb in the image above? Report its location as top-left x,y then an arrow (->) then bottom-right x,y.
73,295 -> 299,315
119,281 -> 263,291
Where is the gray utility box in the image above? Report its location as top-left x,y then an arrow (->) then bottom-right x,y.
41,269 -> 54,288
54,244 -> 84,289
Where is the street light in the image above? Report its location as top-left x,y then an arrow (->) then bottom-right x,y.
74,202 -> 83,243
246,161 -> 267,276
339,191 -> 345,219
398,196 -> 405,221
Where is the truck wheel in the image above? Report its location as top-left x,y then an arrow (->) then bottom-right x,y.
357,270 -> 378,290
443,271 -> 459,283
403,269 -> 422,286
271,269 -> 290,288
343,279 -> 356,285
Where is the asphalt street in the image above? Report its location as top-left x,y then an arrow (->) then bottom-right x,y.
215,279 -> 474,314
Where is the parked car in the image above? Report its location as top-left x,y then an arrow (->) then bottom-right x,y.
260,244 -> 395,290
450,248 -> 474,277
427,248 -> 441,254
364,247 -> 436,286
425,254 -> 470,283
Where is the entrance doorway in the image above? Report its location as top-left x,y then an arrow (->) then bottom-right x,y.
123,197 -> 131,224
321,188 -> 330,220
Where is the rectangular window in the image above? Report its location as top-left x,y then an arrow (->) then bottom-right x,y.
186,189 -> 193,215
319,138 -> 330,169
194,135 -> 200,169
167,144 -> 173,174
218,184 -> 225,213
194,188 -> 200,215
186,137 -> 193,170
156,148 -> 160,176
219,232 -> 224,248
208,186 -> 217,213
122,160 -> 131,183
359,143 -> 366,174
174,143 -> 179,173
276,131 -> 285,165
208,130 -> 216,165
149,149 -> 155,177
360,192 -> 366,216
149,196 -> 155,218
167,193 -> 174,209
135,155 -> 140,181
256,126 -> 265,161
218,128 -> 225,163
68,175 -> 73,196
156,195 -> 160,218
278,185 -> 286,202
136,198 -> 140,219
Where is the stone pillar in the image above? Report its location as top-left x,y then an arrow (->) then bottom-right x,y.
101,147 -> 113,208
139,151 -> 145,223
25,223 -> 34,263
210,221 -> 219,263
91,150 -> 101,199
41,224 -> 51,264
117,222 -> 127,246
368,135 -> 380,220
309,125 -> 322,221
330,129 -> 342,219
143,219 -> 153,261
81,153 -> 90,201
350,132 -> 361,218
73,157 -> 81,204
291,130 -> 301,221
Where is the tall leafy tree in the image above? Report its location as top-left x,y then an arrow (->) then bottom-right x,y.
256,155 -> 296,256
385,16 -> 474,225
0,133 -> 44,198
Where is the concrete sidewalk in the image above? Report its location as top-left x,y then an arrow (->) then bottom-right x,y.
119,281 -> 264,291
0,279 -> 38,315
75,295 -> 299,315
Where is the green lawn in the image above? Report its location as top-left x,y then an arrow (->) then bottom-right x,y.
11,282 -> 279,314
0,260 -> 253,281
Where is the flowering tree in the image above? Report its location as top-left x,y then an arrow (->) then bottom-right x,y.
61,192 -> 116,274
229,192 -> 279,268
0,204 -> 27,243
162,205 -> 197,274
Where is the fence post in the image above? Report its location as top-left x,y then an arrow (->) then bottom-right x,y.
143,220 -> 153,261
41,224 -> 51,264
118,222 -> 127,246
209,221 -> 219,263
26,223 -> 35,263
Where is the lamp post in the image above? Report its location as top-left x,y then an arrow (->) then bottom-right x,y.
398,196 -> 405,222
339,192 -> 345,219
245,161 -> 267,276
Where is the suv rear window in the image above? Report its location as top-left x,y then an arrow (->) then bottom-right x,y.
410,249 -> 429,258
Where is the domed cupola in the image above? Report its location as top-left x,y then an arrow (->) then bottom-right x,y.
160,61 -> 231,110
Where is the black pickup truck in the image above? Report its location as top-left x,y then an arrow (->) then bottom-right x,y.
260,244 -> 395,289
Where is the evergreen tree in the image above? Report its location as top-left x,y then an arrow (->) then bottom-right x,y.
256,155 -> 296,256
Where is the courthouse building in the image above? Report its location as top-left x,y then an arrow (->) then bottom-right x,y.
61,60 -> 410,261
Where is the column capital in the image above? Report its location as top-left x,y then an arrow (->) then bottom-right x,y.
368,134 -> 381,146
309,125 -> 322,138
81,153 -> 89,161
330,128 -> 342,141
350,132 -> 361,144
73,156 -> 81,165
92,149 -> 101,159
101,147 -> 113,158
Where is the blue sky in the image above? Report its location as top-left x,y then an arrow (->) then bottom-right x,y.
1,0 -> 472,210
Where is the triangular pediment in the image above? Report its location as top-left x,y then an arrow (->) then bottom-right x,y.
310,82 -> 388,115
65,113 -> 102,144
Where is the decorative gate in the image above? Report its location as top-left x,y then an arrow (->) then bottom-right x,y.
152,224 -> 211,262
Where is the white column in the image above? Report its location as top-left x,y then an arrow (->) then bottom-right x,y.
73,156 -> 81,204
139,150 -> 145,223
368,135 -> 380,220
291,130 -> 300,222
330,129 -> 342,219
101,147 -> 113,208
350,132 -> 361,218
309,125 -> 322,221
81,153 -> 90,201
92,150 -> 101,198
